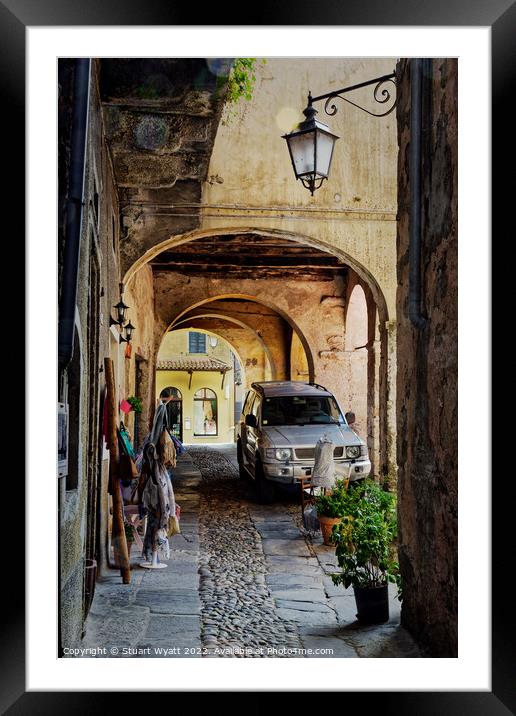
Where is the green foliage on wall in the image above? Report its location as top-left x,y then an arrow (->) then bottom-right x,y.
218,58 -> 266,124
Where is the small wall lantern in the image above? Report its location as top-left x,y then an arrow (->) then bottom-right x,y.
112,298 -> 130,326
120,321 -> 136,344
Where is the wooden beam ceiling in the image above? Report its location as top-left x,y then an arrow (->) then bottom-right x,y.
150,234 -> 347,282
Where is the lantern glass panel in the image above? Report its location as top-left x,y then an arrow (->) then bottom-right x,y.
288,131 -> 315,177
315,130 -> 337,178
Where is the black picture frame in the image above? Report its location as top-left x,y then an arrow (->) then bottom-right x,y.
10,0 -> 509,711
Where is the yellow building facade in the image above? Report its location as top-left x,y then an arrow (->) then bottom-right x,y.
156,329 -> 238,445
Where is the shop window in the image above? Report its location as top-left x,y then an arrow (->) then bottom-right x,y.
188,332 -> 206,354
193,388 -> 217,436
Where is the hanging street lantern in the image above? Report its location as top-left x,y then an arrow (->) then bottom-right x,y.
112,298 -> 130,326
283,72 -> 397,195
120,320 -> 135,344
282,97 -> 339,196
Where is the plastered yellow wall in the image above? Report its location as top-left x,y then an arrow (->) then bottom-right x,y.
156,328 -> 236,445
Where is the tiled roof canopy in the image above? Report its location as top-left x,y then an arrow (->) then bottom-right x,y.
156,356 -> 232,372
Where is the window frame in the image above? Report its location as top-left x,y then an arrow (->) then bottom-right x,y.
188,331 -> 207,354
193,387 -> 218,437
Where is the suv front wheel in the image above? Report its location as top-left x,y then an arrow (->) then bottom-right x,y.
255,457 -> 275,504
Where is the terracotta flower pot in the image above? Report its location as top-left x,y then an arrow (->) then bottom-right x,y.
318,515 -> 342,545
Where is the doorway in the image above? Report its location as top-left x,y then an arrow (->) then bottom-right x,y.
160,386 -> 183,441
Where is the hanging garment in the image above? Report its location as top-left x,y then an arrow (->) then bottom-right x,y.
170,434 -> 186,456
149,402 -> 168,447
141,443 -> 176,561
149,401 -> 177,467
311,435 -> 336,488
157,428 -> 176,468
118,422 -> 136,459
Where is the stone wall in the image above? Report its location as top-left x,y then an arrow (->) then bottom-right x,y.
396,59 -> 458,657
59,60 -> 125,648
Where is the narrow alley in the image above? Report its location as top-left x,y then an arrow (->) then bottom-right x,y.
56,57 -> 458,665
79,446 -> 421,658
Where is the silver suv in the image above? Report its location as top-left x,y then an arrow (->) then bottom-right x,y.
236,381 -> 371,502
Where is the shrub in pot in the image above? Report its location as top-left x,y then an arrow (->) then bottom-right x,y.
124,521 -> 136,557
314,479 -> 354,545
330,479 -> 401,623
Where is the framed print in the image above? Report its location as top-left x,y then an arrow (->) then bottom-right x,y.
9,0 -> 509,711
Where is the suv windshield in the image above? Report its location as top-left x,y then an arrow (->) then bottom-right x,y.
261,395 -> 345,426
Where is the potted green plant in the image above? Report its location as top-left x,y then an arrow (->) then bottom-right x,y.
127,396 -> 142,414
314,480 -> 350,545
330,479 -> 401,624
124,521 -> 136,557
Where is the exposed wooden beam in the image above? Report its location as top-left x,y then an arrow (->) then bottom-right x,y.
153,267 -> 339,281
150,256 -> 343,269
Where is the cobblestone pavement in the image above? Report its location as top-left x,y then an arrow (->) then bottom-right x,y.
78,445 -> 422,659
194,449 -> 303,656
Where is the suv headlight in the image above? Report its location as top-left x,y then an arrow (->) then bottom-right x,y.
346,445 -> 361,459
266,448 -> 292,461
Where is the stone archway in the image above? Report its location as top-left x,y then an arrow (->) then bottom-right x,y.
123,227 -> 390,325
163,293 -> 315,386
124,228 -> 394,478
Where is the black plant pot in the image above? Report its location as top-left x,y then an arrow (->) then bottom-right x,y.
353,584 -> 389,624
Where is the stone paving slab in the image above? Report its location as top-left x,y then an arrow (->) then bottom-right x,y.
297,625 -> 359,657
261,539 -> 312,557
256,529 -> 305,540
170,537 -> 200,551
322,575 -> 346,597
135,589 -> 201,615
343,623 -> 422,658
265,555 -> 320,572
275,596 -> 334,611
173,514 -> 198,526
301,635 -> 358,658
142,571 -> 199,590
250,514 -> 297,523
80,605 -> 151,653
275,607 -> 336,626
266,573 -> 323,588
327,595 -> 359,624
166,550 -> 198,564
270,588 -> 328,603
144,614 -> 201,640
174,475 -> 202,484
162,559 -> 199,574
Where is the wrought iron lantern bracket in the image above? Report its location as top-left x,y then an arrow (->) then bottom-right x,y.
308,71 -> 397,119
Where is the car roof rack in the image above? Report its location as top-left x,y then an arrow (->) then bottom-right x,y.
250,381 -> 331,397
308,382 -> 328,392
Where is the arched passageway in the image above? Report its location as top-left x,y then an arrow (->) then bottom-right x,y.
124,230 -> 394,477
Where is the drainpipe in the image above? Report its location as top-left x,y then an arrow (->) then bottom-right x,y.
408,58 -> 427,329
58,59 -> 91,374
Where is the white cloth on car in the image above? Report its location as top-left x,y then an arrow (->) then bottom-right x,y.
311,435 -> 335,488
